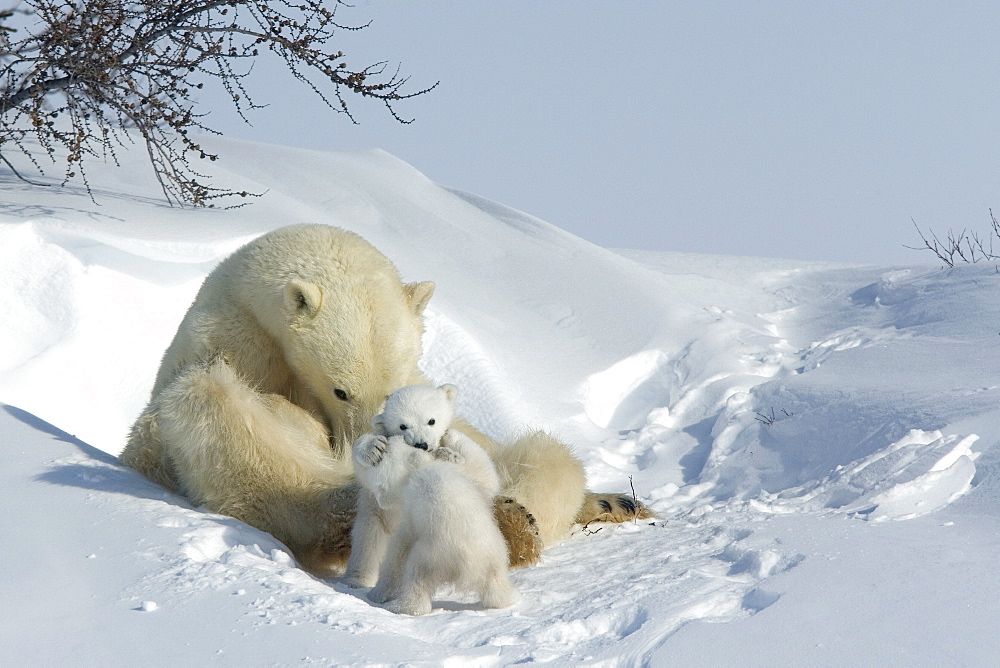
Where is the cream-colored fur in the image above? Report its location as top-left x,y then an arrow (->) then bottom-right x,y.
371,448 -> 515,615
155,357 -> 357,567
348,397 -> 514,616
345,385 -> 508,600
494,431 -> 588,546
120,224 -> 640,577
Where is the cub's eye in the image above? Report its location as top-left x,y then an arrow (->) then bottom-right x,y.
428,419 -> 436,426
334,389 -> 349,401
399,424 -> 408,431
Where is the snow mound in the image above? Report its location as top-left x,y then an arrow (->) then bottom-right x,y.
750,430 -> 979,520
2,136 -> 999,664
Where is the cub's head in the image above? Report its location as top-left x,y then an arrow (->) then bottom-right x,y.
371,384 -> 457,451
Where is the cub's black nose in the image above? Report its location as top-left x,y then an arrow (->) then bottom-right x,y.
413,442 -> 429,451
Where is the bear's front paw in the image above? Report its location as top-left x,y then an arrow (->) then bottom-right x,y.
354,433 -> 390,467
493,497 -> 542,570
439,429 -> 467,450
433,446 -> 463,464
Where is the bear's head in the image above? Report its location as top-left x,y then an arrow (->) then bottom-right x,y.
243,225 -> 435,453
371,384 -> 457,451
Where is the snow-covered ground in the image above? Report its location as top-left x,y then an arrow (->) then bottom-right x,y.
2,137 -> 999,666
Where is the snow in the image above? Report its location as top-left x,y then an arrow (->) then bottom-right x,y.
2,136 -> 1000,665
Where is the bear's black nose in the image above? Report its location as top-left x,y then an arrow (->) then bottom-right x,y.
413,442 -> 428,451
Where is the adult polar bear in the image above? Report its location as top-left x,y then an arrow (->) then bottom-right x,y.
121,224 -> 648,575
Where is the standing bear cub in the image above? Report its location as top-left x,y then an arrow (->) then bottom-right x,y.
348,384 -> 516,615
120,224 -> 651,576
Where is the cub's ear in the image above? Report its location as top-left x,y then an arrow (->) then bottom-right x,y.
439,384 -> 458,403
370,413 -> 388,436
285,280 -> 323,318
404,281 -> 435,316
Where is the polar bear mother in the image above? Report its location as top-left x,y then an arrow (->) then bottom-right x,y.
121,224 -> 647,575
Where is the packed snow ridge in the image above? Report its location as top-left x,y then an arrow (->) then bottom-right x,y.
2,136 -> 999,665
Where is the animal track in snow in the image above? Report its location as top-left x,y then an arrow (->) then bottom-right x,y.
718,542 -> 805,579
456,518 -> 807,664
793,326 -> 912,374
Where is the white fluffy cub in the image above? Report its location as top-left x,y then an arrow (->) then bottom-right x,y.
346,384 -> 516,615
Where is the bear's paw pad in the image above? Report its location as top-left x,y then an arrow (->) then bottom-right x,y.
494,496 -> 542,570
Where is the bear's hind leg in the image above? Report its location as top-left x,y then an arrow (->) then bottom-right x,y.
120,401 -> 180,492
385,558 -> 434,616
386,583 -> 433,617
343,493 -> 388,588
479,564 -> 517,610
155,357 -> 357,576
493,431 -> 587,547
369,524 -> 414,605
575,492 -> 655,525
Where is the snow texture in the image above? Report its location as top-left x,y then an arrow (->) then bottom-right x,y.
2,136 -> 999,666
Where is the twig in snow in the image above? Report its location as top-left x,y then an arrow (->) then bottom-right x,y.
755,408 -> 777,426
629,475 -> 638,524
755,408 -> 792,426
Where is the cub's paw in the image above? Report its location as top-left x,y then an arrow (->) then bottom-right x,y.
353,434 -> 390,468
493,497 -> 542,570
368,584 -> 393,605
386,595 -> 432,617
343,575 -> 374,590
575,492 -> 655,525
439,429 -> 465,449
432,445 -> 463,464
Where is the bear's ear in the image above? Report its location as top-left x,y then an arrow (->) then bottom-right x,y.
404,281 -> 435,316
371,413 -> 388,436
285,280 -> 323,319
438,384 -> 458,403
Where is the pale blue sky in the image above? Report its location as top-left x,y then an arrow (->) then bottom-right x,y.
206,2 -> 1000,264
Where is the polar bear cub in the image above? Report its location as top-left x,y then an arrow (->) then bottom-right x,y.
346,384 -> 516,615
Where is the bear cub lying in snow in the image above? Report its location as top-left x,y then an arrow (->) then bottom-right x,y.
346,384 -> 516,616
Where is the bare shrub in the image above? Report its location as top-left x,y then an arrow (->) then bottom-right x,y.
0,0 -> 434,205
908,211 -> 1000,267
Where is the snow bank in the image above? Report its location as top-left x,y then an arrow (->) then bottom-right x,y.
2,135 -> 999,665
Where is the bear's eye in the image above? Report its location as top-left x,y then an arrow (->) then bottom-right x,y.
428,419 -> 436,426
399,424 -> 408,431
334,389 -> 349,401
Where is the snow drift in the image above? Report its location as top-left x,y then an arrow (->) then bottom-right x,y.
2,136 -> 1000,665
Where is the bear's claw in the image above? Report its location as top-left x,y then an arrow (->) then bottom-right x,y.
354,433 -> 390,467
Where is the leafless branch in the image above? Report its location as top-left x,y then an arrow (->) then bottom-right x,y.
907,216 -> 1000,267
0,0 -> 436,205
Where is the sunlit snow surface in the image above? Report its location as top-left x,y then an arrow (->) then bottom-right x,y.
2,138 -> 999,665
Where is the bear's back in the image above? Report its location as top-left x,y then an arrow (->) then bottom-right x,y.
402,462 -> 494,534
